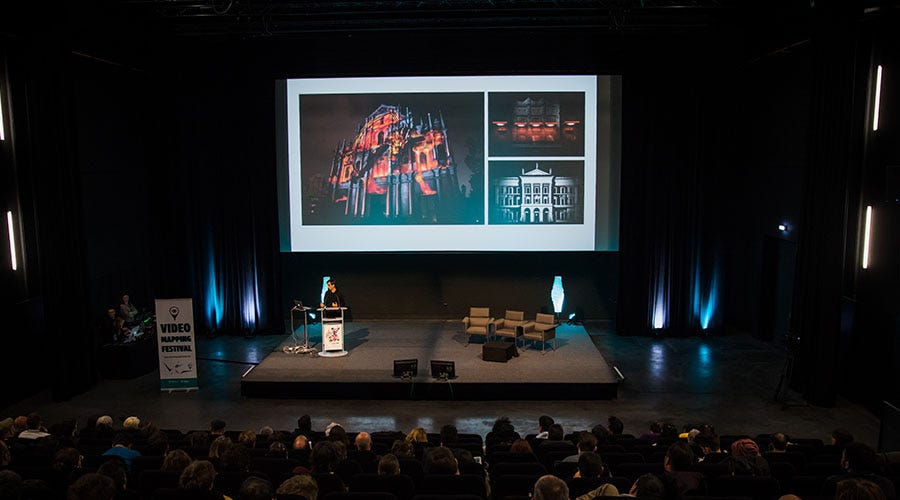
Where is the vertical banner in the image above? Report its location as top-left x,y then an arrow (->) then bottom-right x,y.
155,298 -> 199,391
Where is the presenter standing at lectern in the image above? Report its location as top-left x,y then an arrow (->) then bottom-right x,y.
320,279 -> 346,319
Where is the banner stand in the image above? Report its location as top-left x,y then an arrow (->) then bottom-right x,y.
155,298 -> 199,392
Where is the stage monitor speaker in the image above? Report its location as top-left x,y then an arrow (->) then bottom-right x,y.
393,359 -> 418,378
430,360 -> 456,380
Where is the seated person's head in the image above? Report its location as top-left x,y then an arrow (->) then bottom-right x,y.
547,424 -> 564,441
538,415 -> 555,433
842,442 -> 879,473
391,439 -> 415,459
311,441 -> 342,473
630,473 -> 666,498
664,441 -> 694,471
355,432 -> 372,451
577,431 -> 598,453
693,431 -> 721,455
836,477 -> 887,500
424,446 -> 458,475
440,424 -> 458,445
179,460 -> 217,491
533,474 -> 568,500
771,433 -> 789,452
67,473 -> 116,500
378,454 -> 400,476
238,476 -> 273,500
577,452 -> 605,478
510,439 -> 533,454
162,450 -> 192,473
591,424 -> 612,444
607,416 -> 624,435
833,428 -> 855,448
293,435 -> 310,451
277,474 -> 318,500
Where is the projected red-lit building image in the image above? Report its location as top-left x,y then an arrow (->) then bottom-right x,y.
300,93 -> 484,225
489,160 -> 584,224
488,92 -> 585,157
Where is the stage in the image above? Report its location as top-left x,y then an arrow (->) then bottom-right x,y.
240,320 -> 620,400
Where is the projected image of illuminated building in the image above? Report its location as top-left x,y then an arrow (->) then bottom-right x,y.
490,162 -> 583,224
489,93 -> 585,157
325,104 -> 463,223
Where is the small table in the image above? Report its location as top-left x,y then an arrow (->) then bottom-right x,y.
483,340 -> 517,362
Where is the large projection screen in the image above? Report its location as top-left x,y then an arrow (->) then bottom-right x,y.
277,75 -> 619,252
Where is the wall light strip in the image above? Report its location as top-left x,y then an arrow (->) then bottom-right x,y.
873,65 -> 883,132
6,211 -> 17,271
0,85 -> 5,141
862,205 -> 873,269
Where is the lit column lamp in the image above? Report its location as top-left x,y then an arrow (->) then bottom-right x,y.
862,205 -> 873,269
551,276 -> 565,321
6,211 -> 17,271
873,65 -> 883,132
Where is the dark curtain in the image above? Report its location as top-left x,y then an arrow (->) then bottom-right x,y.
617,55 -> 721,338
5,42 -> 98,402
173,61 -> 282,336
790,5 -> 864,407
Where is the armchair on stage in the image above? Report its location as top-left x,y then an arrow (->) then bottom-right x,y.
493,310 -> 527,348
522,313 -> 559,353
462,307 -> 495,345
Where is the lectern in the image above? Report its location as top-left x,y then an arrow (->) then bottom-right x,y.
284,302 -> 315,354
318,307 -> 348,357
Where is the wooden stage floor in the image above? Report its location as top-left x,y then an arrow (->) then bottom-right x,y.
241,319 -> 620,400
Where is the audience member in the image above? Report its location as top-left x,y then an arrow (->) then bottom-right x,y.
17,413 -> 50,441
424,446 -> 458,475
208,435 -> 233,459
101,433 -> 141,473
0,418 -> 13,467
607,416 -> 625,436
390,440 -> 415,459
293,434 -> 310,452
267,440 -> 288,459
573,451 -> 606,479
591,424 -> 612,445
146,430 -> 170,456
238,430 -> 257,449
822,442 -> 896,499
162,449 -> 192,474
219,446 -> 252,473
536,416 -> 555,439
770,432 -> 789,452
694,431 -> 727,463
209,419 -> 227,438
20,478 -> 56,500
639,421 -> 663,443
406,427 -> 428,443
664,441 -> 705,495
540,423 -> 565,443
378,453 -> 401,476
724,438 -> 771,476
564,432 -> 598,462
95,416 -> 116,440
119,294 -> 138,324
238,476 -> 273,500
97,458 -> 135,499
178,460 -> 219,493
836,477 -> 889,500
486,416 -> 520,445
351,431 -> 379,468
103,308 -> 128,343
294,414 -> 313,437
258,426 -> 274,441
833,428 -> 856,449
67,472 -> 116,500
326,423 -> 350,449
534,474 -> 569,500
440,424 -> 459,447
277,474 -> 318,500
629,473 -> 667,498
510,438 -> 533,454
13,416 -> 29,436
309,440 -> 342,474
